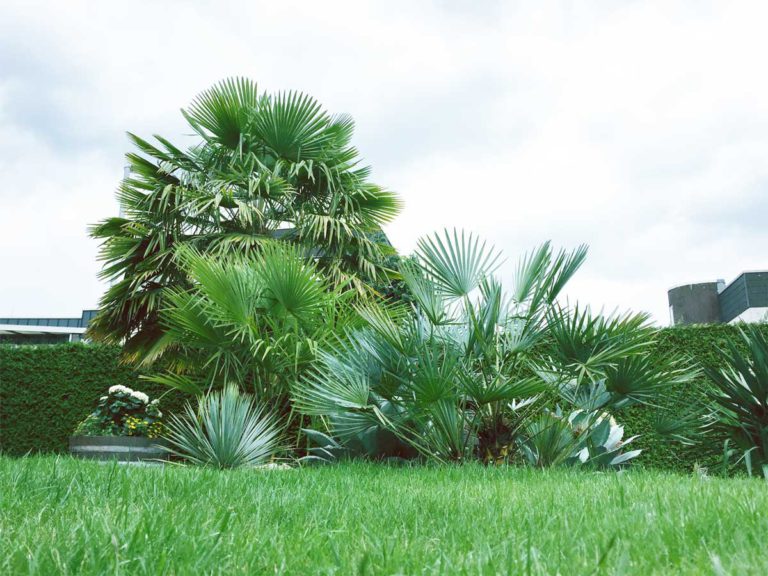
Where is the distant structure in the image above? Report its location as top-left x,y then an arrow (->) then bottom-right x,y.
0,310 -> 98,344
668,272 -> 768,325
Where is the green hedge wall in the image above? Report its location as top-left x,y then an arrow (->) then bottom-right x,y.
1,325 -> 767,467
622,324 -> 768,473
0,344 -> 190,455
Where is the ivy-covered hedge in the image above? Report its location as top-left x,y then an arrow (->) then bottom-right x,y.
623,324 -> 768,473
0,344 -> 190,455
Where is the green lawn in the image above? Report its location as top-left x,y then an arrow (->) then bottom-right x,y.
1,457 -> 766,575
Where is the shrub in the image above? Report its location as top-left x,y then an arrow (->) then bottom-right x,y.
164,385 -> 282,468
621,323 -> 768,473
73,385 -> 164,438
704,326 -> 768,477
2,324 -> 766,468
519,408 -> 640,468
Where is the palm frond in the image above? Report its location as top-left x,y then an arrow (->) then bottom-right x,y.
257,242 -> 325,321
182,77 -> 261,148
415,229 -> 503,300
546,304 -> 654,380
250,90 -> 331,160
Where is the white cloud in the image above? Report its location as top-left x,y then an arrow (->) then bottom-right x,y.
1,0 -> 766,322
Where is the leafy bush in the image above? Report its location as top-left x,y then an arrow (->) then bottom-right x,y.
142,244 -> 359,397
164,385 -> 282,468
139,243 -> 364,452
2,303 -> 764,469
73,385 -> 164,438
704,326 -> 768,477
619,324 -> 768,473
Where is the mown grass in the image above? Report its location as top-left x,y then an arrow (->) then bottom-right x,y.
1,456 -> 766,575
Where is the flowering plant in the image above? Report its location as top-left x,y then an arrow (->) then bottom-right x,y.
74,385 -> 165,438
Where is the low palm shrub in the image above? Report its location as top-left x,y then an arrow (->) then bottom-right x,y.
294,229 -> 692,466
163,385 -> 282,469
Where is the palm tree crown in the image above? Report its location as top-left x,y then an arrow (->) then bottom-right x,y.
89,78 -> 402,354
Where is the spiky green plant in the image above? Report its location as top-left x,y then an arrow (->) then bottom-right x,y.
704,326 -> 768,478
163,385 -> 282,469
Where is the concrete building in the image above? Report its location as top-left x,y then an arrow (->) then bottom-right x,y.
0,310 -> 98,344
668,272 -> 768,325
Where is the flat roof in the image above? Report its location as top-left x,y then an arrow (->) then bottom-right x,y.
0,324 -> 87,335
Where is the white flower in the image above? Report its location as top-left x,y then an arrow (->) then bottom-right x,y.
130,391 -> 149,404
100,396 -> 108,401
108,385 -> 133,395
150,399 -> 160,406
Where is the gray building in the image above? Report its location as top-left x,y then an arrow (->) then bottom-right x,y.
668,272 -> 768,325
0,310 -> 98,344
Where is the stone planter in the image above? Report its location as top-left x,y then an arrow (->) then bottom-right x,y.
69,435 -> 168,462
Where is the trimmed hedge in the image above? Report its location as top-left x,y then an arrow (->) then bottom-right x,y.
623,324 -> 768,473
0,344 -> 189,455
2,325 -> 767,467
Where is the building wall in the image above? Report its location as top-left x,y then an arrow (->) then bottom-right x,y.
745,272 -> 768,308
668,282 -> 721,325
719,275 -> 749,323
720,272 -> 768,323
0,310 -> 97,345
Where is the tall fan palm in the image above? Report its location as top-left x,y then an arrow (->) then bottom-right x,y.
89,78 -> 402,355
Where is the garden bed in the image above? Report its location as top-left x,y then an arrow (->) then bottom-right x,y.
2,456 -> 767,575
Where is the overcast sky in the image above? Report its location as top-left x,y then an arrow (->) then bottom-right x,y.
1,1 -> 766,324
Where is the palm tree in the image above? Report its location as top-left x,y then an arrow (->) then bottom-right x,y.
142,242 -> 361,449
143,242 -> 359,398
89,78 -> 402,355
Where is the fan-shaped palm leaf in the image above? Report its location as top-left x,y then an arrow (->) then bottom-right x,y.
257,242 -> 324,321
250,91 -> 333,160
182,77 -> 262,149
415,229 -> 503,300
546,304 -> 653,380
